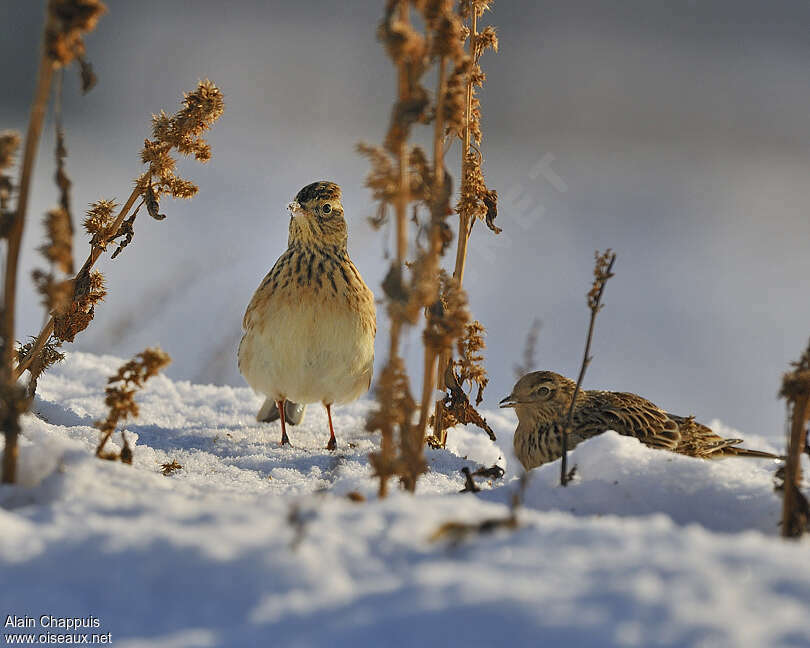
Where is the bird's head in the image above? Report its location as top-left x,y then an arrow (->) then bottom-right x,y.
287,181 -> 347,248
499,371 -> 577,423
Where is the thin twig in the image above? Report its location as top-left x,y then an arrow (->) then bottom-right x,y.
560,251 -> 616,486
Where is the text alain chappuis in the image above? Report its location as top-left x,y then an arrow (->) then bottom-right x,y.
4,615 -> 111,645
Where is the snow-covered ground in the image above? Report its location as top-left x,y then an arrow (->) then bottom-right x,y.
1,352 -> 809,648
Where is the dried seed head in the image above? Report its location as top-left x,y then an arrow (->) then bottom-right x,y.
430,12 -> 466,60
83,198 -> 118,247
379,13 -> 426,64
423,271 -> 470,352
45,0 -> 106,66
0,131 -> 21,171
471,0 -> 493,18
588,249 -> 616,311
455,320 -> 488,405
94,347 -> 171,460
139,80 -> 224,216
356,142 -> 398,228
39,207 -> 73,273
474,26 -> 498,56
140,139 -> 175,177
31,270 -> 73,316
51,268 -> 106,342
0,131 -> 20,210
442,60 -> 469,140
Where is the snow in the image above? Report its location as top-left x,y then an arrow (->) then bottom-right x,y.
1,352 -> 809,648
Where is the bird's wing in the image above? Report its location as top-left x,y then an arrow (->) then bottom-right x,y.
242,252 -> 291,330
572,391 -> 681,451
666,414 -> 740,456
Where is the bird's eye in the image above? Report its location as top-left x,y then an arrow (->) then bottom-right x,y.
321,204 -> 332,215
537,386 -> 551,397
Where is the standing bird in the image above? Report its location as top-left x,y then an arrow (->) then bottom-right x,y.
239,181 -> 376,450
500,371 -> 780,471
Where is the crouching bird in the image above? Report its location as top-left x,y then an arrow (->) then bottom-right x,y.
501,371 -> 780,471
238,181 -> 376,450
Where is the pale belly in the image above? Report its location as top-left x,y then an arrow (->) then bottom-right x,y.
239,297 -> 374,405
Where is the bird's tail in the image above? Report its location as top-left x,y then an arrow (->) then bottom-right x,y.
257,399 -> 307,425
708,436 -> 784,460
723,444 -> 784,460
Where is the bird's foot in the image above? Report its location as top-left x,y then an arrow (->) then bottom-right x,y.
326,437 -> 337,451
280,433 -> 290,446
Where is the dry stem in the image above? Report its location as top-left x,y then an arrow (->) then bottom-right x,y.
375,0 -> 412,497
780,340 -> 810,538
14,187 -> 140,380
559,251 -> 616,486
781,394 -> 810,537
415,55 -> 448,444
394,0 -> 410,266
433,3 -> 481,446
1,51 -> 55,484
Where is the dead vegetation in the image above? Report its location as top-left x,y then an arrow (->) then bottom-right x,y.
779,338 -> 810,538
361,0 -> 500,496
160,459 -> 183,476
1,0 -> 223,483
1,0 -> 106,484
431,472 -> 526,546
560,250 -> 617,486
95,347 -> 171,462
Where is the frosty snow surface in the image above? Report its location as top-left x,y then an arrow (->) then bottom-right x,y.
1,352 -> 808,647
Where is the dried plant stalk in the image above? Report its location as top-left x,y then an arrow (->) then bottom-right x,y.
560,250 -> 617,486
362,1 -> 497,489
364,0 -> 471,493
1,0 -> 106,483
413,1 -> 462,455
14,80 -> 224,381
1,51 -> 56,485
95,347 -> 170,461
365,0 -> 434,495
433,0 -> 499,446
779,339 -> 810,538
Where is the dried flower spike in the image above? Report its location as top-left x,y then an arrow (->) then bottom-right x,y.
95,347 -> 171,462
46,0 -> 107,66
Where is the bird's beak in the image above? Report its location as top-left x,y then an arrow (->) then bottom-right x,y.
499,394 -> 517,408
287,200 -> 303,217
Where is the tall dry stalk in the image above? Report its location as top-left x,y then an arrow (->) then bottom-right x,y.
2,1 -> 223,484
362,0 -> 475,494
560,250 -> 616,486
414,1 -> 467,449
361,0 -> 427,496
780,339 -> 810,538
2,0 -> 106,484
432,0 -> 500,447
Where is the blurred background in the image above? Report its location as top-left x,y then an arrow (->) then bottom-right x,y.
2,0 -> 809,439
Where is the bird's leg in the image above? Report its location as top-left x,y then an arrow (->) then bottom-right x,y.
325,403 -> 337,451
277,399 -> 290,446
